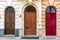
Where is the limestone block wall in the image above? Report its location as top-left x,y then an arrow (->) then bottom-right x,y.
0,0 -> 21,36
0,0 -> 7,29
0,0 -> 21,29
41,0 -> 49,37
18,0 -> 42,37
42,0 -> 60,37
0,0 -> 42,37
54,0 -> 60,37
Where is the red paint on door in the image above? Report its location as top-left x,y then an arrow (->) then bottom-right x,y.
51,13 -> 56,36
46,6 -> 56,36
46,13 -> 51,35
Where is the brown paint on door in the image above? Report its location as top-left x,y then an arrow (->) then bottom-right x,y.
5,7 -> 15,35
24,12 -> 36,35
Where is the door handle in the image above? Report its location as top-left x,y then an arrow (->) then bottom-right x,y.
7,23 -> 8,24
12,23 -> 14,24
26,26 -> 29,29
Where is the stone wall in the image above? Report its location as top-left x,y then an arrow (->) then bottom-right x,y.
41,0 -> 49,37
0,0 -> 20,36
41,0 -> 60,37
54,0 -> 60,37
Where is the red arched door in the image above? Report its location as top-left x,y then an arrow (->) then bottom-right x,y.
46,6 -> 56,36
24,5 -> 36,35
5,7 -> 15,35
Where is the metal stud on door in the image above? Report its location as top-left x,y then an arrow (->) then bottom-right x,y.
24,6 -> 36,35
5,7 -> 15,35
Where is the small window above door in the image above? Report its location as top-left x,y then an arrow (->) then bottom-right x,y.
24,5 -> 36,12
51,7 -> 56,13
5,6 -> 15,13
46,7 -> 50,13
46,6 -> 56,13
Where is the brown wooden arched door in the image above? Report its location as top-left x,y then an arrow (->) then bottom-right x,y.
46,6 -> 56,36
24,5 -> 36,35
5,7 -> 15,35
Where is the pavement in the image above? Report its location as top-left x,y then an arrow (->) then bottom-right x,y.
0,36 -> 59,40
0,37 -> 40,40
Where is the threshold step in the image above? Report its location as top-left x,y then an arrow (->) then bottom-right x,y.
21,35 -> 39,39
4,35 -> 15,37
46,36 -> 56,40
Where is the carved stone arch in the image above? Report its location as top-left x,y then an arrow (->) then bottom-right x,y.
22,3 -> 38,13
46,6 -> 56,36
22,3 -> 39,36
4,6 -> 15,35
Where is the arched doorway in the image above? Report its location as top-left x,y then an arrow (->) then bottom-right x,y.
46,6 -> 56,36
4,6 -> 15,35
24,5 -> 36,35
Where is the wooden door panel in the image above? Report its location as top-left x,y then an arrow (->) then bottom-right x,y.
5,13 -> 10,28
24,12 -> 36,35
46,6 -> 56,36
5,29 -> 14,35
46,13 -> 56,36
46,13 -> 51,35
24,12 -> 31,35
5,12 -> 15,35
31,13 -> 36,35
51,13 -> 56,36
10,13 -> 15,29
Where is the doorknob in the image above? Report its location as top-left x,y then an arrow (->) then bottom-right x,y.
7,23 -> 8,24
12,23 -> 14,24
26,26 -> 29,29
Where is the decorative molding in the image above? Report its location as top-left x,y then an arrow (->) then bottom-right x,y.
48,0 -> 55,5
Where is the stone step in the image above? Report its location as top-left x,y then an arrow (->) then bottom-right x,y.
45,36 -> 57,40
0,36 -> 58,40
0,37 -> 40,40
0,37 -> 20,40
0,37 -> 39,40
21,35 -> 39,39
